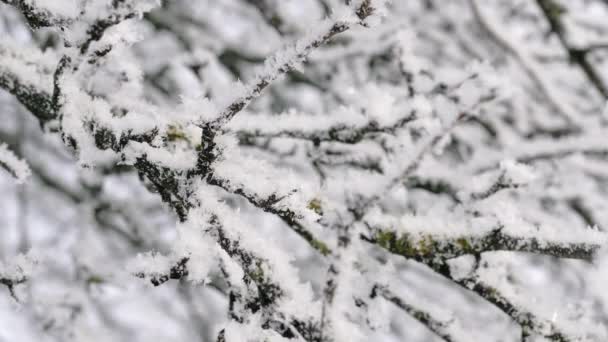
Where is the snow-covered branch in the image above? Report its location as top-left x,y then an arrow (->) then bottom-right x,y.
367,225 -> 602,262
372,285 -> 457,342
0,143 -> 30,183
3,0 -> 608,341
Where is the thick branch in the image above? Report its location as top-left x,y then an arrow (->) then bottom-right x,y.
0,0 -> 69,29
0,69 -> 55,123
367,226 -> 600,262
370,231 -> 591,341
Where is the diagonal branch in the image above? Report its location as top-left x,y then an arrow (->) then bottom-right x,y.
535,0 -> 608,99
371,233 -> 584,341
372,284 -> 458,342
204,1 -> 379,132
0,68 -> 55,123
451,271 -> 571,341
468,0 -> 581,125
0,0 -> 70,29
207,174 -> 331,256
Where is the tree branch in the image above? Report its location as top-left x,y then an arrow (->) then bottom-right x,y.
204,1 -> 378,132
366,225 -> 601,263
0,0 -> 70,29
372,284 -> 457,342
535,0 -> 608,99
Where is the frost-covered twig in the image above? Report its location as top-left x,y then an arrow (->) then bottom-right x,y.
404,176 -> 461,202
77,9 -> 136,57
205,1 -> 381,131
469,0 -> 581,125
0,253 -> 37,301
207,175 -> 330,256
207,212 -> 321,338
244,0 -> 287,36
369,237 -> 575,341
472,136 -> 608,174
135,257 -> 189,286
0,143 -> 31,183
451,272 -> 570,341
372,285 -> 457,342
535,0 -> 608,99
0,276 -> 26,300
370,225 -> 593,340
351,111 -> 470,219
232,112 -> 416,146
132,156 -> 193,221
466,160 -> 533,201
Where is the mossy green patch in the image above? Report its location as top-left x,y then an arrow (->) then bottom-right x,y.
87,275 -> 104,285
456,237 -> 474,253
416,235 -> 436,257
376,230 -> 417,257
166,125 -> 190,143
307,198 -> 323,215
249,261 -> 266,283
311,239 -> 331,256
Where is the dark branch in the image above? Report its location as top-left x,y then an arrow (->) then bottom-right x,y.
234,113 -> 416,146
367,225 -> 600,263
0,0 -> 70,29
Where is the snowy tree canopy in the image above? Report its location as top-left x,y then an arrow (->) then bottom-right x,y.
2,0 -> 608,341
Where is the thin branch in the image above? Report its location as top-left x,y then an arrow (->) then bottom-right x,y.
372,285 -> 457,342
205,2 -> 378,131
372,237 -> 574,341
207,174 -> 331,256
351,112 -> 470,219
454,275 -> 570,342
474,146 -> 608,174
467,173 -> 518,201
535,0 -> 608,99
468,0 -> 581,125
0,276 -> 26,301
233,113 -> 416,145
244,0 -> 287,35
